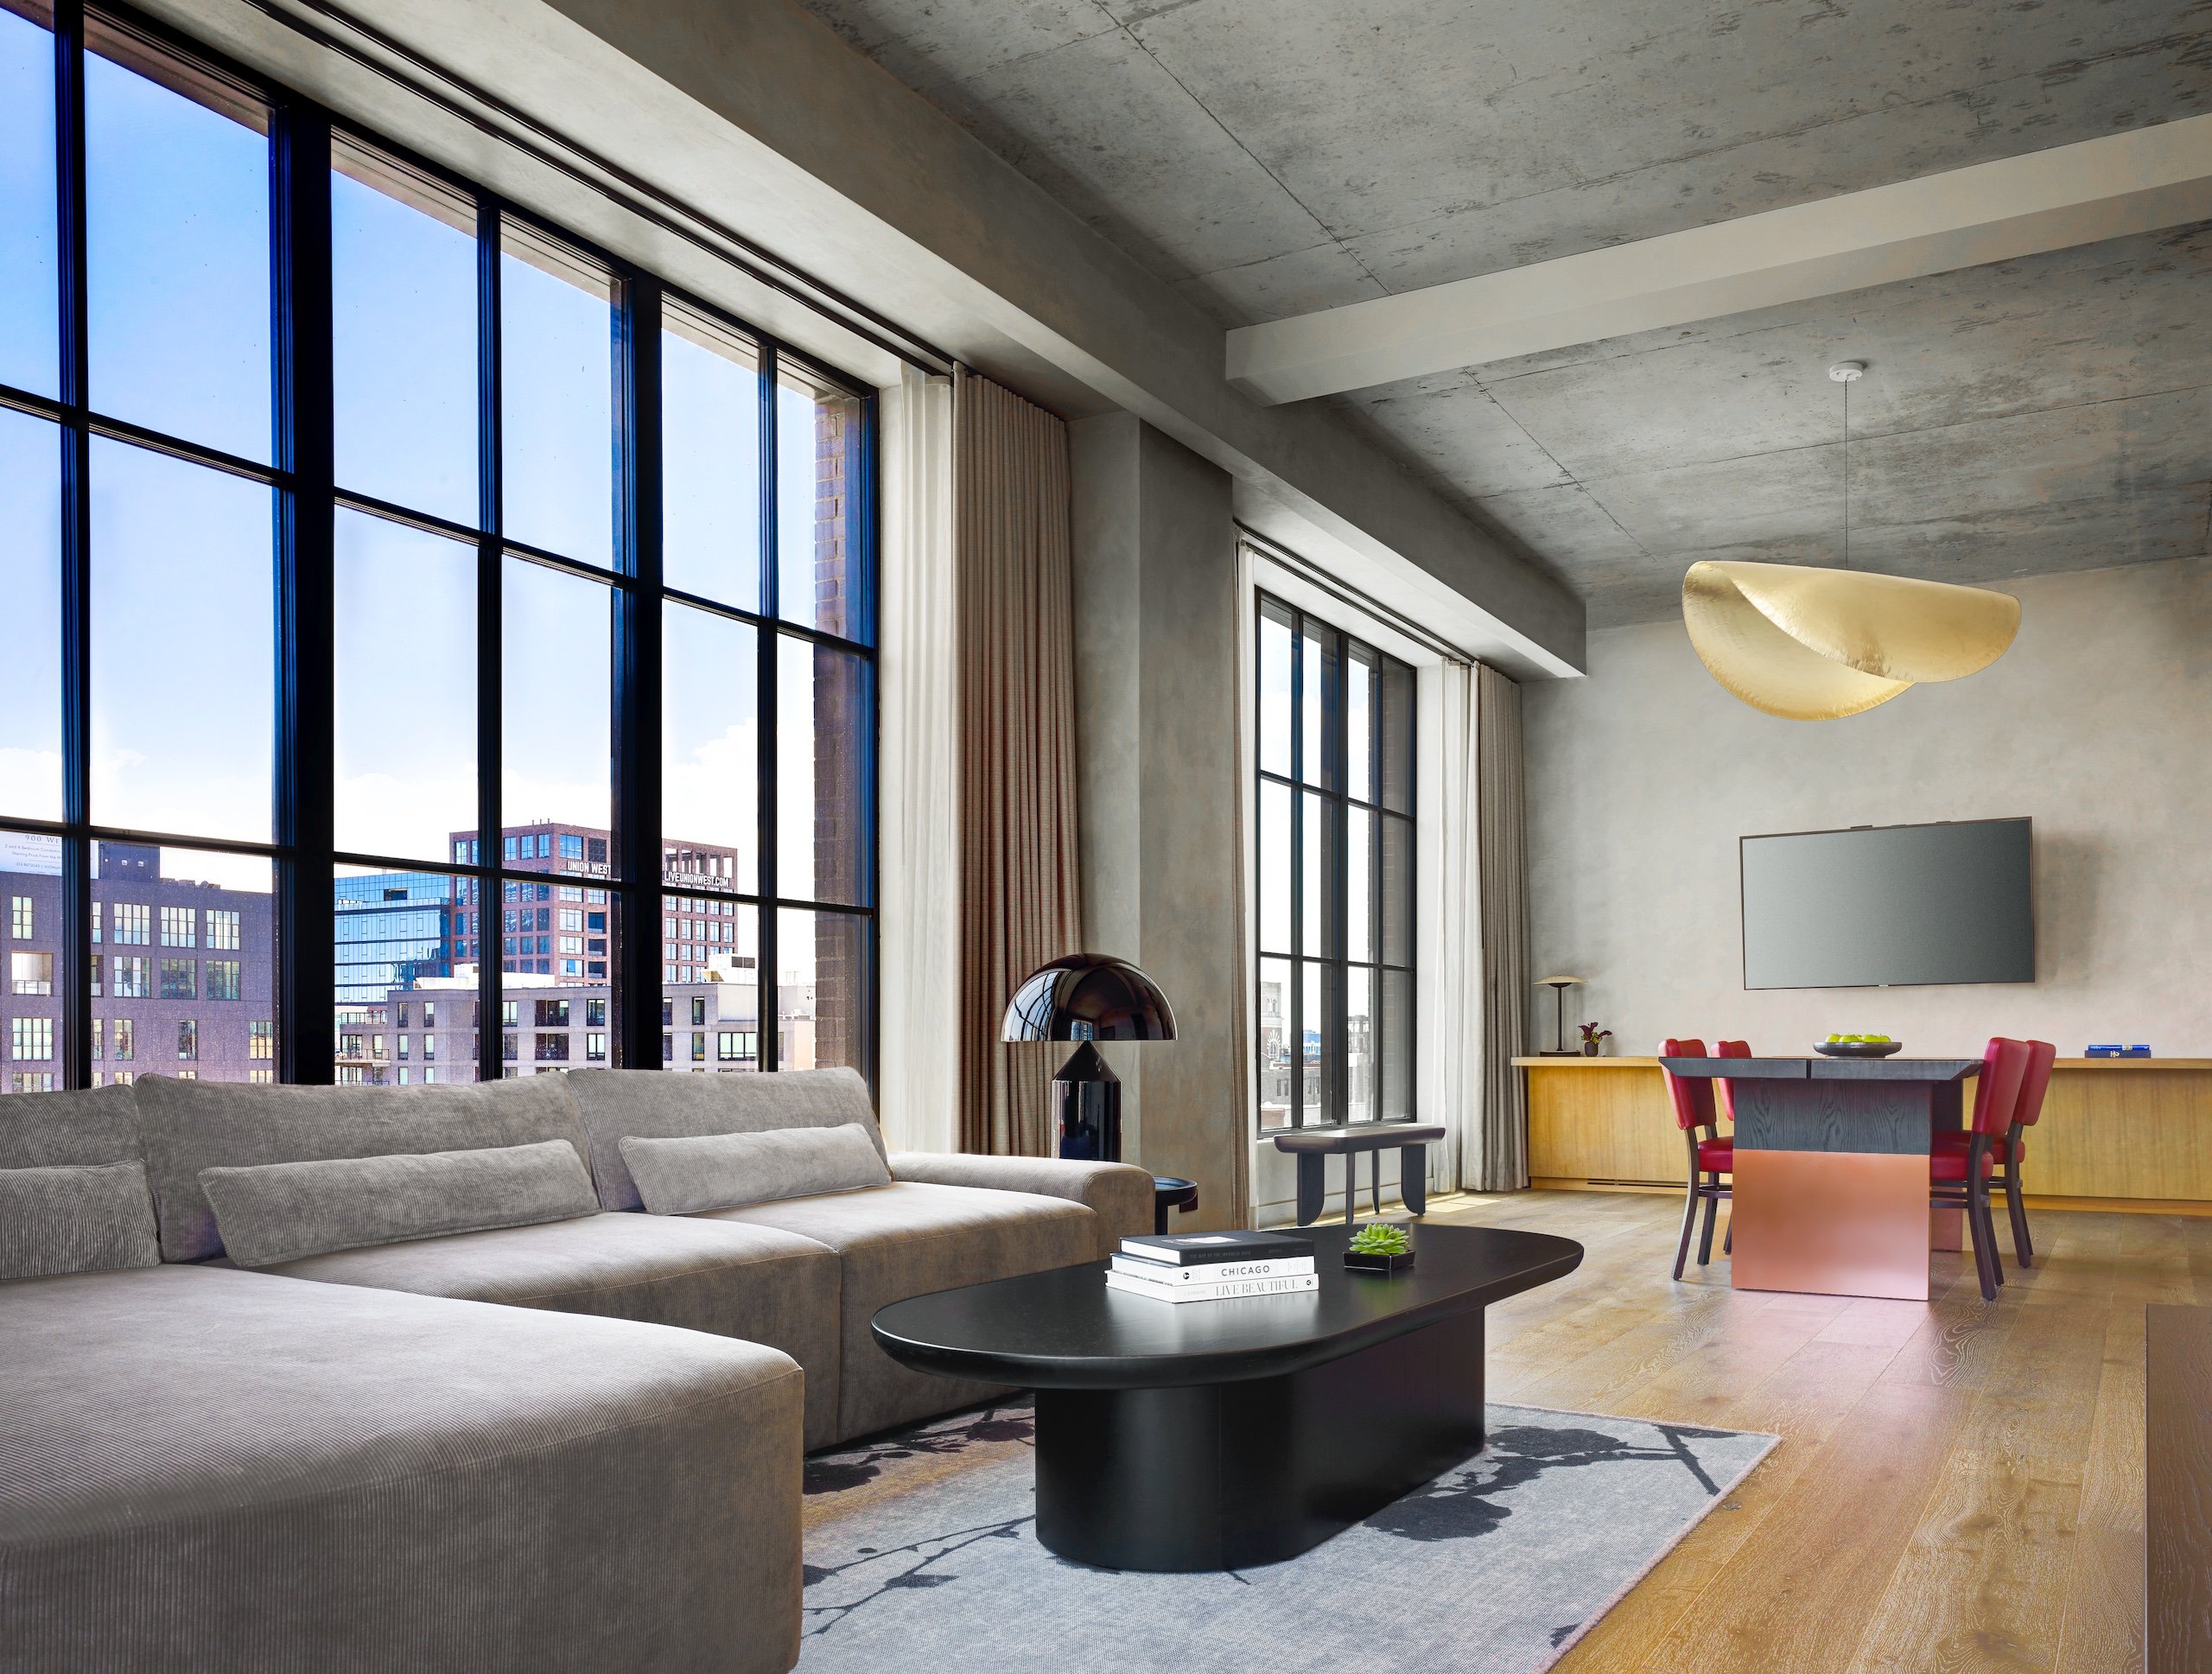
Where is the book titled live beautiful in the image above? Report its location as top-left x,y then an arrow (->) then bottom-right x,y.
1103,1270 -> 1321,1305
1108,1252 -> 1314,1285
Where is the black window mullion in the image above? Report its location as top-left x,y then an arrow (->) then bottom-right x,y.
1286,611 -> 1303,1126
55,0 -> 91,1091
272,97 -> 334,1085
1323,622 -> 1347,1125
475,197 -> 504,1071
613,274 -> 662,1071
756,341 -> 779,1069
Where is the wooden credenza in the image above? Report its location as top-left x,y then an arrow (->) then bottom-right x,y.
1517,1055 -> 2212,1211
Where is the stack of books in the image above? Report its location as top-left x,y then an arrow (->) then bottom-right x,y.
1103,1231 -> 1319,1303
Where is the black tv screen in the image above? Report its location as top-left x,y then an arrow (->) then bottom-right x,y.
1740,818 -> 2033,990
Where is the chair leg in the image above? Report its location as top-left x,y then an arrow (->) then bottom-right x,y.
1967,1181 -> 1999,1301
1696,1188 -> 1718,1267
1673,1181 -> 1700,1282
2004,1169 -> 2034,1268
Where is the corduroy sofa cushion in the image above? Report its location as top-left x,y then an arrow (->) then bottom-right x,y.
134,1071 -> 594,1263
200,1139 -> 601,1269
0,1263 -> 804,1674
566,1066 -> 885,1213
621,1123 -> 890,1216
0,1080 -> 143,1168
0,1160 -> 162,1281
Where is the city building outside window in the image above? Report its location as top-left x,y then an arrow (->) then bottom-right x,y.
1254,589 -> 1417,1131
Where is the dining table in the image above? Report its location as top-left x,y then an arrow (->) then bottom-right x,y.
1657,1053 -> 1982,1302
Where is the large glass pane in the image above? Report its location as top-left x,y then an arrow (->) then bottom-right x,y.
1346,965 -> 1374,1123
1346,643 -> 1376,805
334,862 -> 475,1085
776,907 -> 868,1073
777,634 -> 870,907
91,437 -> 271,841
1300,628 -> 1323,786
0,3 -> 58,398
1257,596 -> 1292,780
500,223 -> 612,564
663,601 -> 757,897
1346,807 -> 1373,964
332,139 -> 478,524
663,302 -> 761,612
1255,955 -> 1291,1129
661,900 -> 758,1069
86,27 -> 270,460
1,830 -> 64,1096
1300,792 -> 1333,958
1300,960 -> 1334,1126
503,557 -> 610,843
92,841 -> 272,1086
1257,780 -> 1289,956
1381,813 -> 1414,968
0,409 -> 61,821
1380,969 -> 1413,1120
775,366 -> 864,639
334,510 -> 475,862
1379,657 -> 1414,814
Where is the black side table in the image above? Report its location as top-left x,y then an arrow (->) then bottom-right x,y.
1149,1175 -> 1199,1235
1272,1125 -> 1446,1225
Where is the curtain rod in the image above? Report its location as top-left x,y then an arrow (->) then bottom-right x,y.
234,0 -> 957,378
1236,525 -> 1488,669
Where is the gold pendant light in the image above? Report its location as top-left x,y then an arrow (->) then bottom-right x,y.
1682,362 -> 2019,721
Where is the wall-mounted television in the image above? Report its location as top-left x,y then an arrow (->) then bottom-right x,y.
1739,818 -> 2034,990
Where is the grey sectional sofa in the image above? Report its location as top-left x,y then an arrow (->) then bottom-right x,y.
0,1069 -> 1152,1674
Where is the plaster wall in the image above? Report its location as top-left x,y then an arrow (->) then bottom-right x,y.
1524,557 -> 2212,1060
1070,414 -> 1249,1227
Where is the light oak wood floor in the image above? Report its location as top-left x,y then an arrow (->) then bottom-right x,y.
1418,1188 -> 2207,1674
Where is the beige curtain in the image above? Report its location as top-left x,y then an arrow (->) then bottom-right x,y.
955,370 -> 1084,1156
1476,664 -> 1531,1191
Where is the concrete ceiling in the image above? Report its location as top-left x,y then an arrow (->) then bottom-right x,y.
799,0 -> 2212,623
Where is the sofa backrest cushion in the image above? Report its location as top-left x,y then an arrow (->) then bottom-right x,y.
566,1067 -> 884,1212
620,1123 -> 891,1216
200,1138 -> 601,1268
0,1161 -> 162,1281
0,1082 -> 143,1169
135,1072 -> 593,1262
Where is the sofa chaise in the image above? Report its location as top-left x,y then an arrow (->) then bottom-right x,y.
0,1069 -> 1152,1673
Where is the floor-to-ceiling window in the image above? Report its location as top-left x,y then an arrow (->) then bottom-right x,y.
0,2 -> 876,1092
1254,589 -> 1414,1130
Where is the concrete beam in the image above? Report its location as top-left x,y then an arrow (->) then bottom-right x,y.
1228,113 -> 2212,404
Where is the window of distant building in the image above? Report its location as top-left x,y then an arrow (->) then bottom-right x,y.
12,1018 -> 54,1061
112,904 -> 149,945
207,960 -> 241,1001
111,957 -> 149,1000
177,1022 -> 199,1062
9,897 -> 30,939
10,952 -> 52,997
160,907 -> 196,948
160,960 -> 197,1001
206,910 -> 240,951
250,1021 -> 273,1060
1253,590 -> 1416,1131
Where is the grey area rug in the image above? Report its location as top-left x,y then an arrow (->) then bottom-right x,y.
799,1398 -> 1777,1673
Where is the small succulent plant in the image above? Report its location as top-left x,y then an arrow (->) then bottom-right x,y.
1578,1022 -> 1613,1046
1348,1223 -> 1410,1256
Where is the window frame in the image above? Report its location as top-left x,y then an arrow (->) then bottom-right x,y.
1253,588 -> 1418,1133
0,0 -> 880,1091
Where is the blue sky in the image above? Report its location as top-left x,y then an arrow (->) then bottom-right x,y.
0,18 -> 863,939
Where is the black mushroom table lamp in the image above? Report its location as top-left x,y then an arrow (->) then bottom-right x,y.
1000,954 -> 1177,1162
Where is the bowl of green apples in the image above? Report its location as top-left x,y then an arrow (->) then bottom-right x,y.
1815,1034 -> 1903,1058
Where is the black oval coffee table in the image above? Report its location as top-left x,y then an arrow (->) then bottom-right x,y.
871,1220 -> 1582,1572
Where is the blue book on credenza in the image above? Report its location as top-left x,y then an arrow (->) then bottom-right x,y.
2085,1044 -> 2153,1058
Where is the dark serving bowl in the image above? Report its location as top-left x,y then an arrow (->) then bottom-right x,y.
1815,1040 -> 1904,1058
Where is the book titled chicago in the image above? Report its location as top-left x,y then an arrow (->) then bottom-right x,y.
1103,1270 -> 1321,1305
1116,1230 -> 1313,1267
1109,1253 -> 1314,1285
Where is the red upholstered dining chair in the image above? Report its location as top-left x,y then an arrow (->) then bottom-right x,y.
1662,1039 -> 1732,1281
1929,1037 -> 2031,1301
1933,1037 -> 2056,1269
1713,1041 -> 1751,1257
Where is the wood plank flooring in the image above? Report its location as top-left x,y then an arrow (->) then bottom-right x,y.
1414,1188 -> 2203,1674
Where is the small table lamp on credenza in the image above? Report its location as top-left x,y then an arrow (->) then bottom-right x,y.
1001,954 -> 1177,1162
1536,976 -> 1586,1056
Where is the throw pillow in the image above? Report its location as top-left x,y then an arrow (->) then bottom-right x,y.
620,1123 -> 891,1216
0,1160 -> 162,1281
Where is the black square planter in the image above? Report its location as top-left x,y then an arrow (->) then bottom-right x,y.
1344,1249 -> 1416,1275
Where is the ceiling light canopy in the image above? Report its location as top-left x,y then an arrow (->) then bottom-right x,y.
1682,361 -> 2021,720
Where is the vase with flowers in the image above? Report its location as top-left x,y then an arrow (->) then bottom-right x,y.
1578,1023 -> 1613,1058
